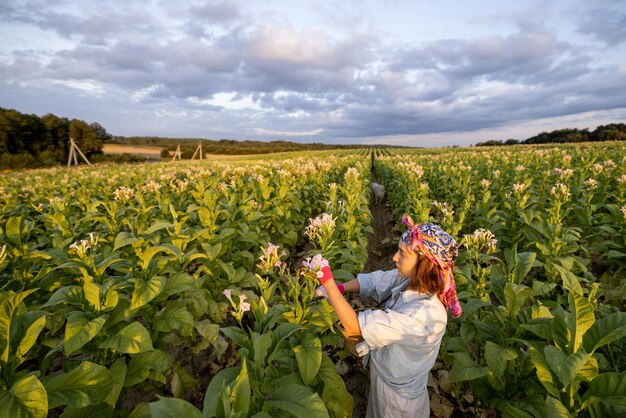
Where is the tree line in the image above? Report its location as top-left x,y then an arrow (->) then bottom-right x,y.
0,107 -> 112,169
475,124 -> 626,146
111,136 -> 391,158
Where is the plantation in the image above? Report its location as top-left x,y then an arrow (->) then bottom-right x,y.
0,143 -> 624,418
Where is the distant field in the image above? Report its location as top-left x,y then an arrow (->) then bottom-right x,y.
103,144 -> 262,160
103,144 -> 164,157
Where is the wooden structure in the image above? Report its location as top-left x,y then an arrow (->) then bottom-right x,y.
191,141 -> 204,160
67,138 -> 91,166
171,144 -> 182,160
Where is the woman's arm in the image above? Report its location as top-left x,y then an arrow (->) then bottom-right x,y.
323,278 -> 361,336
341,278 -> 360,293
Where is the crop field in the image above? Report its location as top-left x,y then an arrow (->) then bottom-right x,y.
0,144 -> 624,418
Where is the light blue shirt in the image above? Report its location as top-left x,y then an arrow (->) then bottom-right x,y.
356,269 -> 448,398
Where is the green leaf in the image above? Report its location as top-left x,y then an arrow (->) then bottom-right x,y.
514,252 -> 537,284
154,305 -> 194,336
99,321 -> 154,354
113,231 -> 140,251
125,350 -> 174,387
230,360 -> 250,417
63,313 -> 108,356
140,245 -> 178,270
504,282 -> 532,319
144,222 -> 174,236
130,276 -> 166,311
544,396 -> 572,418
567,292 -> 595,353
529,345 -> 560,398
532,280 -> 557,296
203,367 -> 240,416
553,265 -> 583,296
83,281 -> 102,311
252,332 -> 272,364
317,356 -> 352,418
544,347 -> 596,388
58,404 -> 114,418
587,371 -> 626,398
195,320 -> 219,344
103,358 -> 127,407
0,289 -> 39,364
149,397 -> 202,418
583,312 -> 626,353
0,374 -> 47,418
293,333 -> 322,386
265,384 -> 330,418
449,352 -> 489,382
220,326 -> 250,351
41,286 -> 82,308
44,361 -> 112,409
11,311 -> 46,360
484,341 -> 517,381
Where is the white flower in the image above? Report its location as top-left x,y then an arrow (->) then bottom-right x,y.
240,302 -> 251,313
141,180 -> 162,193
305,213 -> 336,240
223,289 -> 233,303
551,183 -> 571,200
480,179 -> 491,189
621,205 -> 626,219
584,178 -> 598,189
512,183 -> 527,194
463,228 -> 498,254
514,165 -> 526,172
114,186 -> 135,201
617,175 -> 626,184
316,270 -> 324,278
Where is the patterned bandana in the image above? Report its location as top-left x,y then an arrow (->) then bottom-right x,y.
401,214 -> 462,318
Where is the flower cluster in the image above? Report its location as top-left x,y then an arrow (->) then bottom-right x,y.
344,167 -> 360,180
305,213 -> 336,245
302,253 -> 330,280
69,232 -> 98,258
512,183 -> 528,194
397,161 -> 425,178
114,186 -> 135,201
432,200 -> 454,218
257,242 -> 287,273
584,178 -> 598,189
223,289 -> 250,323
552,167 -> 574,179
463,228 -> 498,254
480,179 -> 491,189
618,174 -> 626,185
217,182 -> 229,192
141,180 -> 162,193
621,205 -> 626,219
550,183 -> 571,201
302,253 -> 329,272
514,165 -> 526,172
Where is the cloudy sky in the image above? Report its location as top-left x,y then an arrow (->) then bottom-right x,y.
1,0 -> 625,147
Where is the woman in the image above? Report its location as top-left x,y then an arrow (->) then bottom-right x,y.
312,214 -> 461,418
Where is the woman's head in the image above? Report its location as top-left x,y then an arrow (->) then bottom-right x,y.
393,241 -> 443,294
399,214 -> 462,317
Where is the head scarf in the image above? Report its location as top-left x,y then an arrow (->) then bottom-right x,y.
401,214 -> 462,318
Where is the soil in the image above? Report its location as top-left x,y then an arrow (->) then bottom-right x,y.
342,170 -> 400,418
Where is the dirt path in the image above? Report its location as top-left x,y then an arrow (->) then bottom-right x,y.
344,170 -> 399,418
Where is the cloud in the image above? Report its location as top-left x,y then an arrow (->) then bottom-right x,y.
578,8 -> 626,46
1,0 -> 625,145
254,127 -> 324,137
